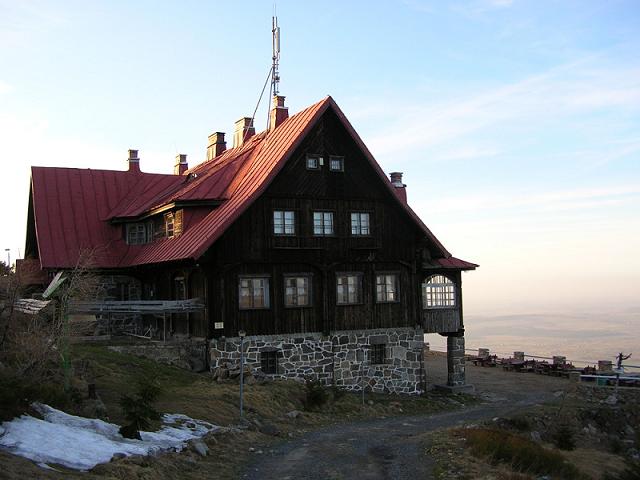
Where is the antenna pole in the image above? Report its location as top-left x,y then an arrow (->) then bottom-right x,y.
271,15 -> 280,96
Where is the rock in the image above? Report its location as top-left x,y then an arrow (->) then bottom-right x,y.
530,431 -> 542,442
604,394 -> 618,405
249,447 -> 255,452
112,452 -> 127,460
367,400 -> 374,406
286,410 -> 302,419
625,425 -> 635,436
0,426 -> 4,437
189,357 -> 207,373
259,424 -> 280,436
191,439 -> 209,457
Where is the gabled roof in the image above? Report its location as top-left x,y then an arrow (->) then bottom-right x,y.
29,96 -> 475,270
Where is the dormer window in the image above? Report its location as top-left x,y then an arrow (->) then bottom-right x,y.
306,154 -> 322,170
163,210 -> 183,239
126,222 -> 153,245
329,156 -> 344,172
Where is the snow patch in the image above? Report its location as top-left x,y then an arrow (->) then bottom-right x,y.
0,403 -> 221,471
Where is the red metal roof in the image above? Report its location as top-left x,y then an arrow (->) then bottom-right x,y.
30,96 -> 474,270
429,257 -> 479,270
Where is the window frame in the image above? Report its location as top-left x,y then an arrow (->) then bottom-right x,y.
375,272 -> 399,303
283,274 -> 312,308
329,155 -> 344,172
164,212 -> 175,238
125,221 -> 153,245
273,210 -> 296,236
260,350 -> 279,374
306,154 -> 322,170
313,211 -> 335,236
422,274 -> 456,309
336,272 -> 364,305
369,343 -> 386,365
238,275 -> 271,310
350,211 -> 371,236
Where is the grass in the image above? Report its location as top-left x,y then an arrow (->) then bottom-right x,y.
465,428 -> 582,479
0,343 -> 466,479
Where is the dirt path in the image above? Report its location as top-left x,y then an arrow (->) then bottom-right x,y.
242,354 -> 570,480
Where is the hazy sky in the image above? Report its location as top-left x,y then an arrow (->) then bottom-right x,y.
1,0 -> 638,316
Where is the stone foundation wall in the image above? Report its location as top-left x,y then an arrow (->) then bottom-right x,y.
209,327 -> 425,394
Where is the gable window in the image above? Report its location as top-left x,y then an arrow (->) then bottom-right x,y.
350,212 -> 370,236
284,275 -> 311,307
422,274 -> 456,309
261,350 -> 279,374
126,222 -> 153,245
336,273 -> 362,305
329,156 -> 344,172
370,344 -> 386,365
306,154 -> 322,170
376,274 -> 398,303
313,211 -> 334,236
239,276 -> 270,309
273,210 -> 295,235
164,213 -> 175,238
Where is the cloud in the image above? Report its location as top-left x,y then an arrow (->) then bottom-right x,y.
363,58 -> 640,159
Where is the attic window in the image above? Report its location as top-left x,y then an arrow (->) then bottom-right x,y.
163,210 -> 183,239
329,156 -> 344,172
126,222 -> 153,245
306,154 -> 322,170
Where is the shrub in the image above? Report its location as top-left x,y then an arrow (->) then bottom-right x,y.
330,385 -> 346,401
466,428 -> 581,479
552,425 -> 576,451
119,374 -> 162,439
504,415 -> 532,432
303,378 -> 328,410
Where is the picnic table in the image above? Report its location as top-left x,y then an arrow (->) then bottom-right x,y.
471,355 -> 498,367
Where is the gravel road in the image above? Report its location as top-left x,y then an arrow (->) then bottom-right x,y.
242,353 -> 569,480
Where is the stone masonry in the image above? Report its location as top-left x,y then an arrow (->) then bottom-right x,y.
446,334 -> 466,387
209,327 -> 425,394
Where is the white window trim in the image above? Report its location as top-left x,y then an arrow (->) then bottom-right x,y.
306,154 -> 322,170
273,210 -> 295,235
422,274 -> 456,309
336,272 -> 363,305
375,273 -> 399,303
350,212 -> 371,236
313,211 -> 334,236
284,275 -> 311,307
239,276 -> 270,310
329,155 -> 344,172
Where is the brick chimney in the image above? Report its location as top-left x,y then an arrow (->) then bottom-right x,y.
128,149 -> 140,173
174,154 -> 188,175
389,172 -> 407,204
233,117 -> 255,148
269,95 -> 289,130
207,132 -> 226,160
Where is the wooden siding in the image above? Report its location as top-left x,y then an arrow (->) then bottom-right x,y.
422,309 -> 461,334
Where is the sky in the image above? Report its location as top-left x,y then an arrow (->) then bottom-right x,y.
1,0 -> 639,321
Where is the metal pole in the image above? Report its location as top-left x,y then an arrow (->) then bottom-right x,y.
239,336 -> 244,417
361,347 -> 366,406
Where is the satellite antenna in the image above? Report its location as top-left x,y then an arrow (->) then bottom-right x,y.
271,15 -> 281,96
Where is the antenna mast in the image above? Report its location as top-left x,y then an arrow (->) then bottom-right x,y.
271,15 -> 281,96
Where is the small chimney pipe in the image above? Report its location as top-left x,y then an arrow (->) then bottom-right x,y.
128,149 -> 141,173
233,117 -> 255,148
269,95 -> 289,130
389,172 -> 407,204
207,132 -> 226,160
174,154 -> 188,175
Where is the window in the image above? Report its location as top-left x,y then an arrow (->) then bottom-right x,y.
273,210 -> 295,235
164,213 -> 175,238
350,212 -> 370,236
239,277 -> 270,309
306,154 -> 322,170
126,222 -> 153,245
284,276 -> 311,307
261,350 -> 279,374
313,211 -> 334,236
336,273 -> 362,305
370,344 -> 386,365
116,282 -> 131,301
376,274 -> 398,303
329,156 -> 344,171
422,274 -> 456,309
